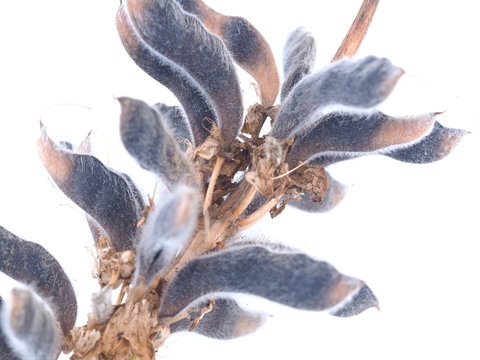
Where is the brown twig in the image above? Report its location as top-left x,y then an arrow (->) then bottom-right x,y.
332,0 -> 380,61
203,156 -> 225,214
237,197 -> 279,231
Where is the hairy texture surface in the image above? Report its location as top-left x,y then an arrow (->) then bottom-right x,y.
1,288 -> 62,360
0,227 -> 77,334
116,6 -> 216,145
287,111 -> 436,166
159,246 -> 366,317
281,27 -> 316,101
331,285 -> 379,317
121,0 -> 243,145
271,56 -> 404,139
383,122 -> 467,163
38,126 -> 144,252
154,103 -> 195,149
289,171 -> 346,213
119,97 -> 195,188
176,0 -> 279,106
0,298 -> 20,360
170,297 -> 266,339
135,185 -> 199,285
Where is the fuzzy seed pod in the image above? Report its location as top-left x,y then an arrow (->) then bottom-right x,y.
154,103 -> 195,150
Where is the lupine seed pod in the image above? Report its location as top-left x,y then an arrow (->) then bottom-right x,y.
1,288 -> 62,360
119,97 -> 196,188
271,56 -> 404,139
287,111 -> 437,167
281,27 -> 317,101
0,226 -> 77,335
116,5 -> 216,145
159,245 -> 367,317
119,0 -> 244,145
289,171 -> 346,213
154,103 -> 195,150
330,284 -> 379,317
170,297 -> 267,339
37,125 -> 145,252
176,0 -> 280,106
134,185 -> 200,286
0,297 -> 21,360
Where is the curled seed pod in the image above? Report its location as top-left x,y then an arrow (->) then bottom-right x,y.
271,56 -> 404,139
0,297 -> 21,360
116,5 -> 216,145
330,284 -> 379,317
383,121 -> 468,163
176,0 -> 279,106
154,103 -> 195,150
170,297 -> 267,340
119,0 -> 243,145
1,288 -> 62,360
0,226 -> 77,335
289,171 -> 346,213
37,125 -> 144,252
281,27 -> 317,101
159,245 -> 365,317
119,97 -> 196,188
287,111 -> 437,167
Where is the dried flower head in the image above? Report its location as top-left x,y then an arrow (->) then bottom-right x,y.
0,1 -> 467,359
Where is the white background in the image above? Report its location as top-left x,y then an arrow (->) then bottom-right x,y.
1,1 -> 479,359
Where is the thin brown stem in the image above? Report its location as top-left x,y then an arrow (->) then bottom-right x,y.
203,156 -> 224,214
237,197 -> 279,231
332,0 -> 380,61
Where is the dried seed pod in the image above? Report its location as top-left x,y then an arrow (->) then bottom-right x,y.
281,27 -> 316,101
119,0 -> 243,145
159,246 -> 365,317
330,284 -> 379,317
1,288 -> 62,360
0,226 -> 77,335
37,125 -> 144,252
119,97 -> 196,188
0,297 -> 21,360
134,185 -> 200,286
287,111 -> 437,166
271,56 -> 404,139
383,122 -> 468,163
176,0 -> 279,106
170,297 -> 266,339
289,171 -> 346,213
154,103 -> 195,150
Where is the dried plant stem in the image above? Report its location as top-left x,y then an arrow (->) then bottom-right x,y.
237,197 -> 279,231
203,156 -> 225,214
332,0 -> 380,61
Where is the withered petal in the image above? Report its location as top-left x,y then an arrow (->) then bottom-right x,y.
0,226 -> 77,335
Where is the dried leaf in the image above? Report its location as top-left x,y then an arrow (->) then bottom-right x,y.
271,56 -> 404,139
118,97 -> 196,188
331,284 -> 379,317
119,0 -> 243,145
170,297 -> 266,339
154,103 -> 195,149
0,226 -> 77,334
288,111 -> 437,166
281,27 -> 316,101
0,288 -> 62,360
176,0 -> 280,106
159,245 -> 365,317
38,125 -> 144,252
134,185 -> 200,286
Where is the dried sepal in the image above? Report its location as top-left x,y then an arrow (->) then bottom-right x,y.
330,284 -> 379,317
154,103 -> 195,150
118,96 -> 196,188
0,226 -> 77,335
176,0 -> 280,106
37,125 -> 144,252
271,56 -> 404,139
289,171 -> 346,213
0,288 -> 62,360
134,185 -> 200,286
287,111 -> 437,166
119,0 -> 243,145
281,27 -> 316,101
170,297 -> 266,340
159,245 -> 365,317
